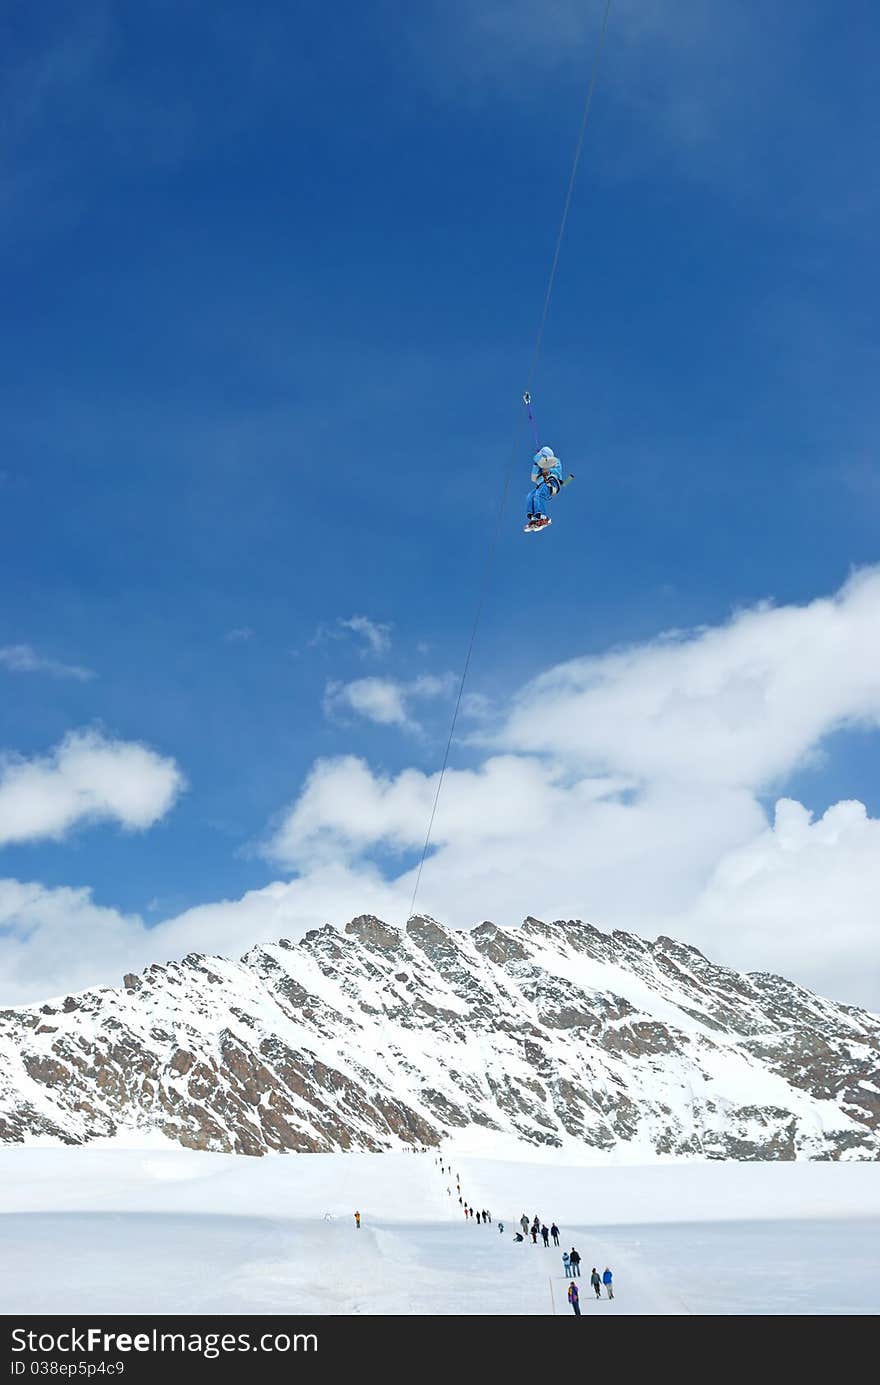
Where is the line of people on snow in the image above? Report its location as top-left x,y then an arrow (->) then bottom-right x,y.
462,1204 -> 492,1223
437,1160 -> 616,1310
515,1213 -> 561,1246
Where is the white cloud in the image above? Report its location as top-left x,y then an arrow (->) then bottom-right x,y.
460,691 -> 495,722
264,750 -> 761,914
0,730 -> 185,846
266,754 -> 433,864
411,673 -> 456,698
224,627 -> 254,643
0,879 -> 150,1004
265,568 -> 880,1006
0,865 -> 405,1007
324,680 -> 408,727
3,570 -> 880,1011
1,788 -> 876,1010
311,614 -> 392,658
0,644 -> 94,681
323,672 -> 455,731
493,568 -> 880,789
340,615 -> 392,656
689,798 -> 880,1004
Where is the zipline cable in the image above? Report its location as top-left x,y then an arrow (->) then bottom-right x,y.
524,0 -> 613,401
407,0 -> 613,923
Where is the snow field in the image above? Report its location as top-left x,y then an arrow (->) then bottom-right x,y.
0,1147 -> 877,1314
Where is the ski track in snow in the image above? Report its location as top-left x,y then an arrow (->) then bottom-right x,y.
1,1148 -> 878,1315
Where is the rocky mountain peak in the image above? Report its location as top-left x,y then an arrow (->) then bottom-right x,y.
344,915 -> 402,951
0,915 -> 877,1161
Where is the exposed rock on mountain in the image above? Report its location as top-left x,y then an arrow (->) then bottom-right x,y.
1,916 -> 877,1159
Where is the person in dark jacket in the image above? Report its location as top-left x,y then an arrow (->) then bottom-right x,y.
541,1224 -> 550,1246
602,1266 -> 614,1299
591,1268 -> 602,1298
550,1222 -> 560,1247
567,1281 -> 581,1316
514,1231 -> 524,1242
569,1248 -> 581,1276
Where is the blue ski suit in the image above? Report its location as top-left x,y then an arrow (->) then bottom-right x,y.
527,446 -> 563,519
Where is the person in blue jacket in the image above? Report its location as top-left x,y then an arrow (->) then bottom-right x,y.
562,1251 -> 572,1277
524,446 -> 564,532
602,1266 -> 614,1299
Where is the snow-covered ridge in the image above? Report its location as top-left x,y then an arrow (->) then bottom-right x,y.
0,915 -> 877,1160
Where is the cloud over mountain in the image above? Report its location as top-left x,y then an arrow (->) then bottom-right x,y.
2,571 -> 880,1010
0,730 -> 185,847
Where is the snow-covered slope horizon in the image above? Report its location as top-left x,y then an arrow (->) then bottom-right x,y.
1,914 -> 878,1161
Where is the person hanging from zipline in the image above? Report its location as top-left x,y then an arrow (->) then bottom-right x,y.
522,394 -> 573,534
524,445 -> 563,532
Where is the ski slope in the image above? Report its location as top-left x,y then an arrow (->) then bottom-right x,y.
1,1146 -> 877,1315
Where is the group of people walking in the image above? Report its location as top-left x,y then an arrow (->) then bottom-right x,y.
463,1204 -> 492,1223
565,1266 -> 613,1315
514,1213 -> 561,1247
436,1157 -> 617,1313
515,1211 -> 617,1312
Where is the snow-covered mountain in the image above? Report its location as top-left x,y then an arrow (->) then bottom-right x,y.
1,915 -> 877,1160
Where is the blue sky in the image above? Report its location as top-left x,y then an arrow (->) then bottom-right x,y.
1,1 -> 879,1005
